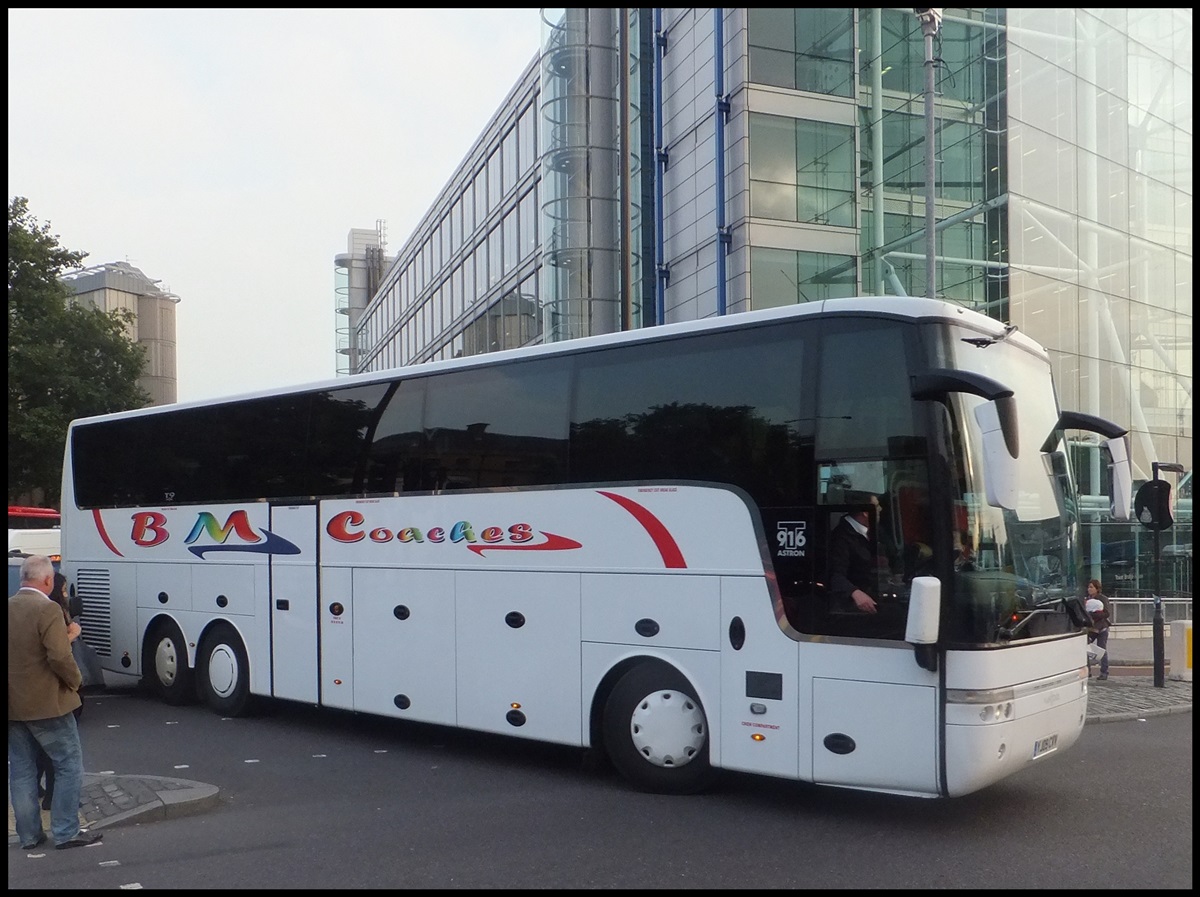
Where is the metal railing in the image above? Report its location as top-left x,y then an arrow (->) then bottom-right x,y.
1109,597 -> 1193,626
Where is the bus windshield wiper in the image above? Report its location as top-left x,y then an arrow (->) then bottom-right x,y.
998,607 -> 1053,640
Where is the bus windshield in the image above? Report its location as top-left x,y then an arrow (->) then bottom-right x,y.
941,324 -> 1075,644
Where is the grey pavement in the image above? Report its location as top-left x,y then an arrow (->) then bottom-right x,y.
1079,634 -> 1192,723
8,635 -> 1191,848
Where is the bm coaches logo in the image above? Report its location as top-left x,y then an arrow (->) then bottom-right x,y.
96,509 -> 302,558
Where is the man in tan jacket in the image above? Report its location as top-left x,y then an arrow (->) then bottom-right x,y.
8,554 -> 102,850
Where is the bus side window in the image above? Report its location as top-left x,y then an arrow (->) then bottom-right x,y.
363,379 -> 426,494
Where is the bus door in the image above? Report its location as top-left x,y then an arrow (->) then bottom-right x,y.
805,639 -> 939,795
269,504 -> 319,703
805,463 -> 941,795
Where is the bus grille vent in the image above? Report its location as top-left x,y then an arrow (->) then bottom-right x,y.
76,568 -> 113,657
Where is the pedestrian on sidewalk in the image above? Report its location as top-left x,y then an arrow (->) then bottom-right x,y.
1085,578 -> 1112,680
35,571 -> 86,811
8,555 -> 102,851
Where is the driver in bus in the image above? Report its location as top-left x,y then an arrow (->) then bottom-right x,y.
827,492 -> 907,639
828,493 -> 883,615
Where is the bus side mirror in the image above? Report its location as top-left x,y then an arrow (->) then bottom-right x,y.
1106,435 -> 1132,522
910,369 -> 1018,511
974,399 -> 1019,510
906,576 -> 940,672
1064,596 -> 1090,629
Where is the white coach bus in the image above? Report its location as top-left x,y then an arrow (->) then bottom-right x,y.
61,297 -> 1132,798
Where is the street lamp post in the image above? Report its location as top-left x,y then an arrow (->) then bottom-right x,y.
914,8 -> 942,299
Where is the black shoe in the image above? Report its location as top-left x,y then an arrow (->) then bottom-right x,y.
1097,674 -> 1108,681
20,833 -> 47,850
55,831 -> 102,850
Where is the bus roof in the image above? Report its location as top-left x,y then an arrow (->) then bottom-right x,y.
67,296 -> 1045,428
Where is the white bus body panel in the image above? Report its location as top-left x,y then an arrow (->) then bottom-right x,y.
455,570 -> 582,744
269,505 -> 319,704
351,567 -> 456,724
136,563 -> 192,613
942,638 -> 1087,796
804,642 -> 940,796
317,486 -> 765,574
316,486 -> 760,745
718,576 -> 804,781
68,485 -> 1089,800
581,572 -> 722,651
320,565 -> 354,710
77,504 -> 273,682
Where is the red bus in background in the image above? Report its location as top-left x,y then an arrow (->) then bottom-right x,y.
9,505 -> 62,529
8,505 -> 63,592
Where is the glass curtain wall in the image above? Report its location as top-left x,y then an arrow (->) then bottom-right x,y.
1005,8 -> 1192,600
539,7 -> 622,341
745,8 -> 1005,308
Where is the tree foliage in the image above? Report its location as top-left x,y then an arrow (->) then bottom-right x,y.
8,196 -> 150,503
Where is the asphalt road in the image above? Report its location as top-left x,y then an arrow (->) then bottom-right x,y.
8,688 -> 1192,890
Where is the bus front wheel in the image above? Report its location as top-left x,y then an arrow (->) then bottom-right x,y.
602,662 -> 715,795
142,620 -> 195,705
196,622 -> 253,716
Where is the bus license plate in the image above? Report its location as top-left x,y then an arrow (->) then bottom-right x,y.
1032,733 -> 1058,758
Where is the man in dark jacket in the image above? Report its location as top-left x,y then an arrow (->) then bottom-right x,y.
826,494 -> 905,639
828,495 -> 882,615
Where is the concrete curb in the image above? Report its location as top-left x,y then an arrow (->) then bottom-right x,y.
79,773 -> 222,831
1086,703 -> 1193,725
8,773 -> 221,848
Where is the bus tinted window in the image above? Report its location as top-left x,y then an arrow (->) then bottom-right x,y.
571,323 -> 813,507
307,383 -> 391,496
816,321 -> 920,459
424,357 -> 570,490
72,384 -> 390,507
362,379 -> 427,494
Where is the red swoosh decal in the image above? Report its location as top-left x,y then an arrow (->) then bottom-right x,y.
597,491 -> 687,568
467,531 -> 582,556
93,508 -> 124,557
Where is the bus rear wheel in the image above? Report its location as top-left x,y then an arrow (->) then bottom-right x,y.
602,662 -> 715,795
196,622 -> 253,716
142,619 -> 195,705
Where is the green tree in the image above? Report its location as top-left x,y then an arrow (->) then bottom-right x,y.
8,196 -> 149,503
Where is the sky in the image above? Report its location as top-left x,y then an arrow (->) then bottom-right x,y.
8,8 -> 540,403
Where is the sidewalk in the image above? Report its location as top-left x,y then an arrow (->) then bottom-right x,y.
8,773 -> 220,849
1079,633 -> 1192,723
9,637 -> 1191,846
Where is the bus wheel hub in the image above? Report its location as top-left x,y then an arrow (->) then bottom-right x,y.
206,646 -> 239,698
629,690 -> 706,768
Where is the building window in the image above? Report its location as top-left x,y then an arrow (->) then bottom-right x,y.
748,8 -> 855,98
488,150 -> 503,213
750,113 -> 856,227
751,247 -> 857,307
519,103 -> 538,176
520,189 -> 538,261
503,127 -> 519,198
504,208 -> 520,275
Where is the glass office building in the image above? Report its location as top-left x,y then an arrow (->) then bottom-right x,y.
342,8 -> 1191,600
